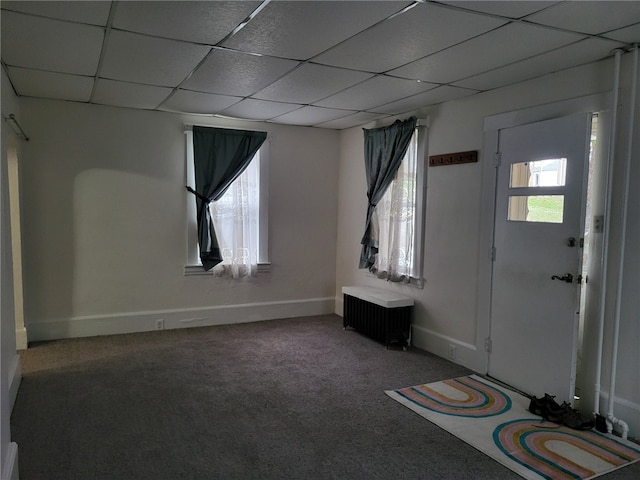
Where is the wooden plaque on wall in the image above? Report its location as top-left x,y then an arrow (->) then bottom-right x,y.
429,150 -> 478,167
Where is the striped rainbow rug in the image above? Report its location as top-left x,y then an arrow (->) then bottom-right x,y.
386,375 -> 640,480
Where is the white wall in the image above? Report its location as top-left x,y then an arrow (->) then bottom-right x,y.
1,66 -> 21,480
335,55 -> 639,436
19,99 -> 339,340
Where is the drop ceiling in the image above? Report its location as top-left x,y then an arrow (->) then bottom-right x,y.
2,1 -> 639,129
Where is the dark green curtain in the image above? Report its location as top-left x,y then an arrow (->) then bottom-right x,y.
359,116 -> 417,269
187,126 -> 267,271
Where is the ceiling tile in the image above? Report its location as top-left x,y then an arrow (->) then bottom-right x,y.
160,90 -> 241,115
182,49 -> 300,97
452,37 -> 625,91
439,1 -> 560,19
315,75 -> 438,111
220,99 -> 303,121
7,67 -> 93,102
312,2 -> 507,73
92,79 -> 173,110
222,1 -> 412,60
271,106 -> 355,126
370,85 -> 477,115
315,112 -> 391,130
526,1 -> 640,35
252,63 -> 373,104
1,11 -> 104,75
100,31 -> 211,87
389,23 -> 585,84
113,1 -> 261,45
604,23 -> 640,44
1,0 -> 111,25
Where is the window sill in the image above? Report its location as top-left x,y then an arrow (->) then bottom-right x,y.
365,272 -> 424,289
184,262 -> 271,276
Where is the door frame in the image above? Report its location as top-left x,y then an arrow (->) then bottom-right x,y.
475,93 -> 612,375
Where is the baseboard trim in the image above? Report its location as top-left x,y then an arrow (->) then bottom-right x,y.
27,297 -> 336,341
8,354 -> 21,411
1,442 -> 19,480
411,324 -> 479,370
15,326 -> 27,351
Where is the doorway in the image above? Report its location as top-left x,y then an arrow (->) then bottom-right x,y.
477,93 -> 611,401
7,145 -> 27,350
487,112 -> 593,404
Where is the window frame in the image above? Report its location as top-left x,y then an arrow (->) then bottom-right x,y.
183,126 -> 270,276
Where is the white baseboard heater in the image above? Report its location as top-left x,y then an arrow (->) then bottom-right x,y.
342,286 -> 413,349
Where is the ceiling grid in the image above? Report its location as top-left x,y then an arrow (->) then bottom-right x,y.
1,0 -> 638,129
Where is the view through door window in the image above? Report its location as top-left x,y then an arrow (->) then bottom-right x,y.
508,158 -> 567,223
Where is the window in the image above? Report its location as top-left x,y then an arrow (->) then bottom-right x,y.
507,158 -> 567,223
370,125 -> 427,286
184,128 -> 269,276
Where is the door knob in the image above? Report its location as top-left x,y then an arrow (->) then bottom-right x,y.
551,273 -> 573,283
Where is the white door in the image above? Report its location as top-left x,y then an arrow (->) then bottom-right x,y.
489,113 -> 592,403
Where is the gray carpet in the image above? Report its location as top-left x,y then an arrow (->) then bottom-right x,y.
11,315 -> 640,480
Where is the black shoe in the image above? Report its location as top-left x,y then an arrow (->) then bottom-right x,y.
559,402 -> 594,430
528,394 -> 564,423
529,397 -> 542,417
528,396 -> 546,416
543,394 -> 565,423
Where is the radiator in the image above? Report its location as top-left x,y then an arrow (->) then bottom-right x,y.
342,286 -> 413,349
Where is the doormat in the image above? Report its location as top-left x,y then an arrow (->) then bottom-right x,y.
385,375 -> 640,480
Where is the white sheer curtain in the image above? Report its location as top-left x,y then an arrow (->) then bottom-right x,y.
370,130 -> 418,282
208,151 -> 260,278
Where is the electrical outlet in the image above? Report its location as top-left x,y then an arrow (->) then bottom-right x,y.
155,319 -> 164,330
448,344 -> 456,361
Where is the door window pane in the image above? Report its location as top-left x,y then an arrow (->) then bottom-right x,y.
508,195 -> 564,223
510,158 -> 567,187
